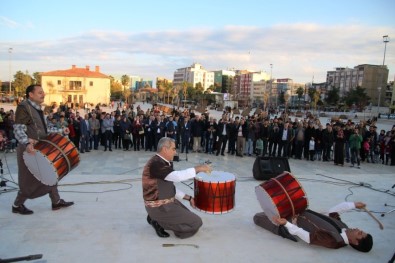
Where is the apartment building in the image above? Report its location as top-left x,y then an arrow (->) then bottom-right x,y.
173,63 -> 214,91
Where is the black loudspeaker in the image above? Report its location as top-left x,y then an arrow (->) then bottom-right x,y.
252,157 -> 291,180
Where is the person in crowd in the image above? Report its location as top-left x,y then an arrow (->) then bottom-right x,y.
102,113 -> 114,151
334,125 -> 345,166
120,115 -> 132,151
89,113 -> 100,150
349,127 -> 363,168
80,113 -> 91,153
179,116 -> 191,154
322,123 -> 334,162
268,120 -> 280,157
113,115 -> 122,150
132,116 -> 143,151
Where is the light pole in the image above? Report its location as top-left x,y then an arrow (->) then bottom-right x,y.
8,47 -> 13,94
383,35 -> 390,66
377,86 -> 382,114
270,64 -> 273,110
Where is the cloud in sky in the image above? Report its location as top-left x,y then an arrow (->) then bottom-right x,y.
0,22 -> 394,83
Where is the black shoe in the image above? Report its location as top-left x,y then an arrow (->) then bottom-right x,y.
12,204 -> 33,215
52,199 -> 74,210
278,225 -> 298,242
147,215 -> 169,238
147,215 -> 153,225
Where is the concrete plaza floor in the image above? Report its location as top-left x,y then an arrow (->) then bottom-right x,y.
0,144 -> 394,263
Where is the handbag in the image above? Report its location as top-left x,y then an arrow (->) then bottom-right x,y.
124,133 -> 131,140
139,128 -> 145,135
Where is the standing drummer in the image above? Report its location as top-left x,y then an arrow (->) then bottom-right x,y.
253,201 -> 373,252
142,137 -> 211,238
12,85 -> 74,215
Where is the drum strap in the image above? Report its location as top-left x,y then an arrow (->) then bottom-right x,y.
272,177 -> 295,217
40,138 -> 72,173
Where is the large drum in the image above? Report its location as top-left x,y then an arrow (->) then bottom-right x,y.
255,172 -> 308,223
194,171 -> 236,214
23,133 -> 80,186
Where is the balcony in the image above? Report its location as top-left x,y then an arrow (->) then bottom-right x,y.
58,86 -> 88,93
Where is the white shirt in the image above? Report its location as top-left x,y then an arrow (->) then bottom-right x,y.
156,154 -> 196,200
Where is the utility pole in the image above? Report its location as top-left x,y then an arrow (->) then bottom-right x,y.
270,64 -> 273,110
8,47 -> 13,94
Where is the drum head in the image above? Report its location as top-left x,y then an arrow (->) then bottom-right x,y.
196,171 -> 235,183
255,185 -> 280,223
23,151 -> 58,186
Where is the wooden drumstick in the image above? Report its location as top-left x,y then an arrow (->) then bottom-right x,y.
363,207 -> 384,230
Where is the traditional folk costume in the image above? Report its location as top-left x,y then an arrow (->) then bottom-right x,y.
142,154 -> 202,239
254,202 -> 358,249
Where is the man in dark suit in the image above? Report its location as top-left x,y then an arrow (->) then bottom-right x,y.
179,116 -> 191,154
253,201 -> 373,252
80,113 -> 91,153
216,114 -> 229,156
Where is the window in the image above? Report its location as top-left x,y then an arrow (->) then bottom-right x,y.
69,81 -> 82,90
57,80 -> 61,85
90,81 -> 93,86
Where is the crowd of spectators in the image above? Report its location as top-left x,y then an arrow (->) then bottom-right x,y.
0,103 -> 394,168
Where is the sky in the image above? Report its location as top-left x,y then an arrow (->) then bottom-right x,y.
0,0 -> 394,86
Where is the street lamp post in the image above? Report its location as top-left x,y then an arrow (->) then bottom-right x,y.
8,47 -> 13,94
377,86 -> 382,114
270,64 -> 273,111
383,35 -> 390,66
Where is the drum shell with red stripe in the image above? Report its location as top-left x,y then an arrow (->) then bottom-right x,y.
23,133 -> 80,186
255,172 -> 308,222
194,171 -> 236,214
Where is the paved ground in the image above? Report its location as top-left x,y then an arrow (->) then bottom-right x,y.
0,102 -> 394,263
1,143 -> 395,263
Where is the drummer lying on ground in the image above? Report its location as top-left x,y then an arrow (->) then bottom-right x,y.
254,201 -> 373,252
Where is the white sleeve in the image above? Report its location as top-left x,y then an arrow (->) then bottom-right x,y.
175,188 -> 186,200
327,202 -> 356,214
284,222 -> 311,244
165,168 -> 196,182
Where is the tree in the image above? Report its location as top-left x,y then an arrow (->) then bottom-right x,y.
109,75 -> 123,99
263,91 -> 269,112
312,90 -> 321,112
33,72 -> 41,85
182,81 -> 188,107
284,93 -> 290,111
13,71 -> 33,96
342,86 -> 370,111
325,87 -> 340,106
164,82 -> 173,104
296,87 -> 304,110
121,75 -> 130,102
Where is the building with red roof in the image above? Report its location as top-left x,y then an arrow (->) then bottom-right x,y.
41,65 -> 111,108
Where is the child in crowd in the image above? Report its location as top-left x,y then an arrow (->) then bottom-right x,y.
309,136 -> 315,161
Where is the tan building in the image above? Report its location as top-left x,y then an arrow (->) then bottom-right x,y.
41,65 -> 111,107
326,64 -> 389,106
